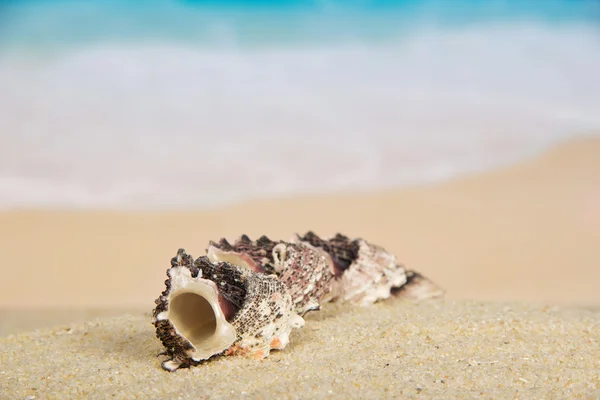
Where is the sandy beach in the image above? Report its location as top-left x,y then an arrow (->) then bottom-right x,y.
1,137 -> 600,398
2,300 -> 599,399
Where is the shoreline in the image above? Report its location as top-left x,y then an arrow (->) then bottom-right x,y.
3,133 -> 599,215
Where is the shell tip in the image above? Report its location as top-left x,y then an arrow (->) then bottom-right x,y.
392,270 -> 445,300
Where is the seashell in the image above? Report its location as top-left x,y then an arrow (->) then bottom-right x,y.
152,249 -> 304,371
295,232 -> 444,306
208,235 -> 337,315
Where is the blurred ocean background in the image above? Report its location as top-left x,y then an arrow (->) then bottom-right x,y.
1,0 -> 599,209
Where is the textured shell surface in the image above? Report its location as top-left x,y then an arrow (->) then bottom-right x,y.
271,241 -> 337,315
207,235 -> 281,274
294,231 -> 359,276
152,249 -> 304,371
208,235 -> 337,315
337,238 -> 407,306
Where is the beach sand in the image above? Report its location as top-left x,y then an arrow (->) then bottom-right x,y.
1,137 -> 600,398
1,300 -> 598,399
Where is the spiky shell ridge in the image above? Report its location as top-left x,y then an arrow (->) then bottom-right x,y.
152,249 -> 304,371
207,234 -> 281,274
208,235 -> 337,315
296,231 -> 359,275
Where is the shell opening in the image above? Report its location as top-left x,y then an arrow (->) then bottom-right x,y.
169,292 -> 218,344
166,278 -> 237,361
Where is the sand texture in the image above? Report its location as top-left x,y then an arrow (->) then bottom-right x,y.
0,309 -> 145,337
2,299 -> 599,399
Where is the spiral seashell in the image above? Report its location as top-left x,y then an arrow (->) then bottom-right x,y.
152,249 -> 304,371
154,233 -> 443,370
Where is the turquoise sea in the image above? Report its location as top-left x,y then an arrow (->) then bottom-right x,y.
1,0 -> 599,208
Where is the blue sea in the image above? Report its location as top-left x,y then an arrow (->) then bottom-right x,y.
1,0 -> 599,209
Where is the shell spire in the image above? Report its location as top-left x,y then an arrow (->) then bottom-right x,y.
295,232 -> 444,306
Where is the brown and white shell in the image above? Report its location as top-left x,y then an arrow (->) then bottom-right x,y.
152,249 -> 304,371
207,235 -> 281,274
154,232 -> 444,370
208,235 -> 337,315
294,232 -> 444,305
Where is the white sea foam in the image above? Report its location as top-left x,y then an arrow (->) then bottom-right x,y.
1,23 -> 599,209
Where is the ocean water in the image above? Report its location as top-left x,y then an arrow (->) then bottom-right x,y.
1,0 -> 599,209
